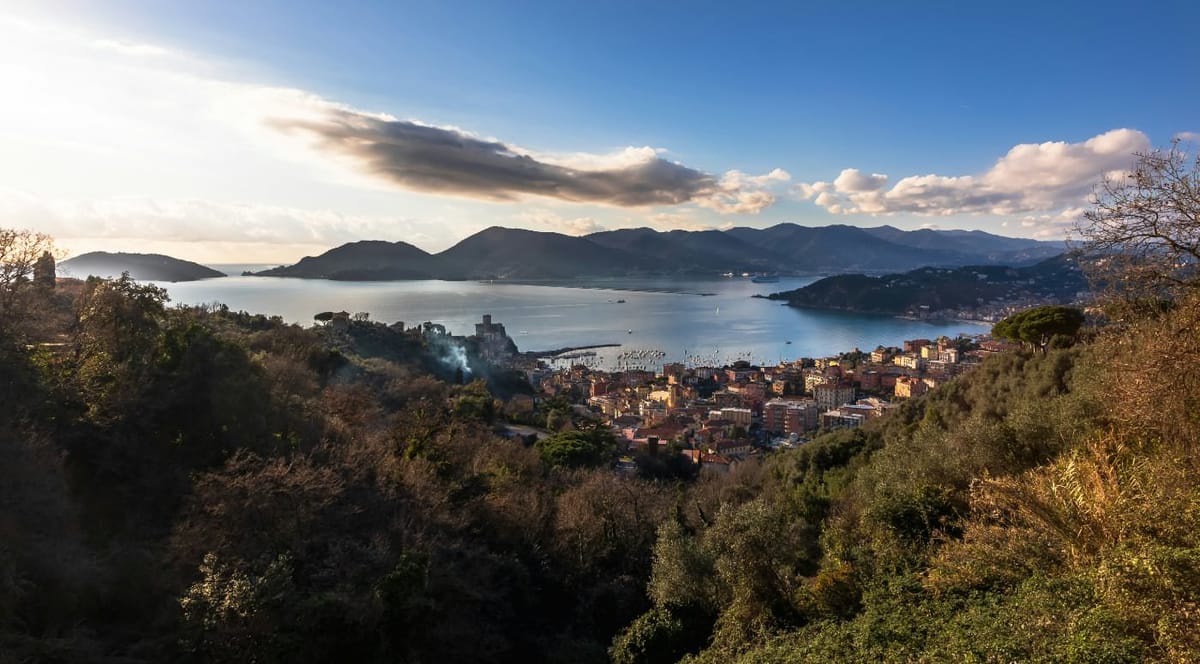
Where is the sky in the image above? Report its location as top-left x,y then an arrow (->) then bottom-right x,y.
1,0 -> 1197,263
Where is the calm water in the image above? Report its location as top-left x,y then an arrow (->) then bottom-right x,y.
159,274 -> 986,370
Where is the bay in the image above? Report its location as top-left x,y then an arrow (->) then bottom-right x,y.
157,275 -> 987,371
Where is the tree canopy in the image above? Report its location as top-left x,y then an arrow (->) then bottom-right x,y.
535,424 -> 617,468
992,305 -> 1085,352
0,228 -> 56,327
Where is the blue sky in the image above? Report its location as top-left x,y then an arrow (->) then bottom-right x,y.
2,0 -> 1197,261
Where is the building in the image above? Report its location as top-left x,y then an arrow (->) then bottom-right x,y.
719,407 -> 753,427
814,382 -> 856,411
857,370 -> 882,391
820,410 -> 866,430
764,398 -> 821,435
330,311 -> 351,331
904,338 -> 933,353
714,440 -> 752,457
473,314 -> 515,361
894,375 -> 928,399
804,370 -> 831,394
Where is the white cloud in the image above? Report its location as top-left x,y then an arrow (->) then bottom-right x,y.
516,209 -> 606,236
0,188 -> 442,261
648,212 -> 715,231
691,168 -> 790,214
1175,131 -> 1200,143
91,38 -> 172,58
1017,207 -> 1086,239
795,129 -> 1151,223
833,168 -> 888,193
532,146 -> 664,171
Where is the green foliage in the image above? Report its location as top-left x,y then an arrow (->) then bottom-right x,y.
452,379 -> 496,422
535,423 -> 616,468
610,606 -> 713,664
179,552 -> 299,662
992,304 -> 1085,352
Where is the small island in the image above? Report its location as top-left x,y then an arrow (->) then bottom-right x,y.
59,252 -> 225,282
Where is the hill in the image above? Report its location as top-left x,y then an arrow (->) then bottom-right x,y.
860,224 -> 1068,264
724,223 -> 970,272
250,224 -> 1067,281
253,240 -> 439,280
434,226 -> 645,279
59,251 -> 225,282
766,253 -> 1087,316
585,227 -> 780,272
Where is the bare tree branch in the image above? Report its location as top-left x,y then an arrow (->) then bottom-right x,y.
1075,140 -> 1200,303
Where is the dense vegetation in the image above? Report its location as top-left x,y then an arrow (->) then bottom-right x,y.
3,252 -> 1198,663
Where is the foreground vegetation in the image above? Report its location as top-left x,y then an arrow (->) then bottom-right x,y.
2,265 -> 1198,663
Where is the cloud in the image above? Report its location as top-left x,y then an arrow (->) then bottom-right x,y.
0,188 -> 444,255
690,168 -> 790,213
516,209 -> 606,236
1017,207 -> 1086,239
1175,131 -> 1200,143
648,211 -> 716,231
270,108 -> 787,213
832,168 -> 888,193
91,38 -> 172,57
796,129 -> 1151,220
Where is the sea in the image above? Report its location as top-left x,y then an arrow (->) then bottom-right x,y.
159,266 -> 988,372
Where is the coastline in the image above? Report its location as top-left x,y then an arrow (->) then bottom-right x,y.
524,343 -> 623,358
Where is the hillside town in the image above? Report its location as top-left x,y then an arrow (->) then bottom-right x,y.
449,314 -> 1012,476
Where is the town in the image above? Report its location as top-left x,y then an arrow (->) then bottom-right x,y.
442,313 -> 1012,476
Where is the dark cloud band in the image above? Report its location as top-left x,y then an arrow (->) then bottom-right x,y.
272,110 -> 720,207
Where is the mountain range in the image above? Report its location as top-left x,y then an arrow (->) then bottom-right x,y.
252,223 -> 1066,280
59,252 -> 226,282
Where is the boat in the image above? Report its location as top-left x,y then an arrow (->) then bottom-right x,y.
616,299 -> 626,303
751,274 -> 780,283
627,329 -> 633,334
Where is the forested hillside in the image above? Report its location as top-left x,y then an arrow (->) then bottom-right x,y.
5,243 -> 1198,664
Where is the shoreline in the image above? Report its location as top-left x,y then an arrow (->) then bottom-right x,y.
524,343 -> 623,358
489,279 -> 720,296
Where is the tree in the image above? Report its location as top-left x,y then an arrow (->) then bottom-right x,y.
992,306 -> 1085,353
1076,140 -> 1200,299
0,227 -> 56,324
535,424 -> 617,468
